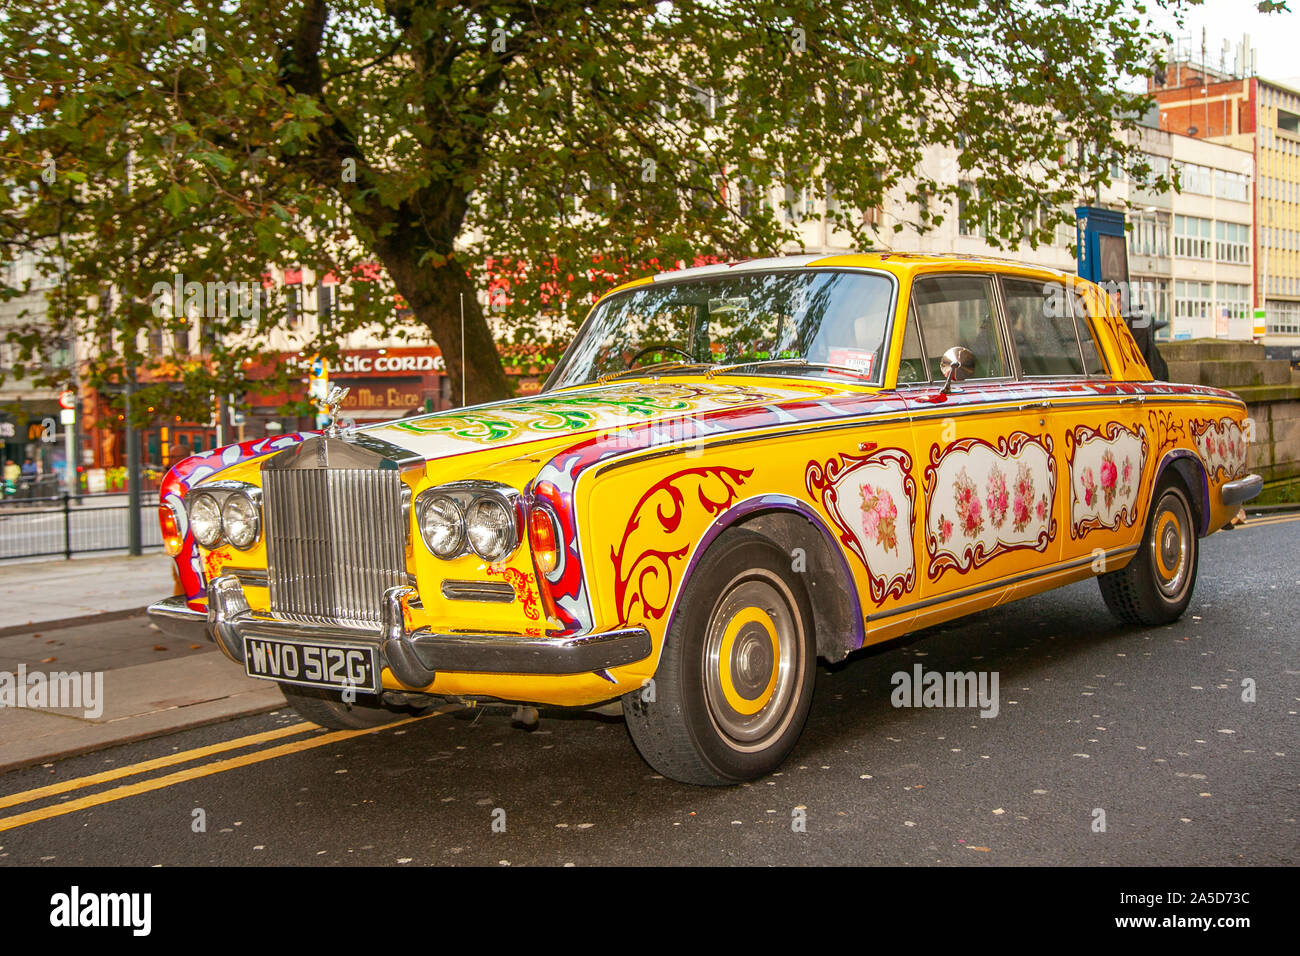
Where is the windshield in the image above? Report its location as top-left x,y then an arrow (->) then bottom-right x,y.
547,269 -> 896,389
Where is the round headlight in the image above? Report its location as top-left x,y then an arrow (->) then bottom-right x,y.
466,496 -> 516,562
419,493 -> 464,558
189,493 -> 223,549
221,493 -> 260,550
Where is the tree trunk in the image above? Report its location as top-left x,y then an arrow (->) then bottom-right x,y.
371,236 -> 512,408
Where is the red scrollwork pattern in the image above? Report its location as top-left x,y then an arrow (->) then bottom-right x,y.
610,466 -> 753,624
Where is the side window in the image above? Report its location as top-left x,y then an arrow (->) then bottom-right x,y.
910,275 -> 1007,380
1001,277 -> 1084,376
1072,293 -> 1109,377
896,307 -> 929,384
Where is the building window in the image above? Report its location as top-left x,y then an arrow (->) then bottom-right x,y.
957,182 -> 976,237
1267,300 -> 1300,334
1174,161 -> 1213,196
1216,282 -> 1250,321
1214,168 -> 1249,202
1173,215 -> 1213,259
1215,221 -> 1250,264
1174,280 -> 1214,329
1130,211 -> 1170,258
171,322 -> 190,355
317,284 -> 333,324
1134,277 -> 1171,338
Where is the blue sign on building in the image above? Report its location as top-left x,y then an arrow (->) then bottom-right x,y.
1075,206 -> 1129,286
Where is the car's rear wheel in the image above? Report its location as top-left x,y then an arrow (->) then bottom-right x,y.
622,529 -> 816,785
1098,476 -> 1199,625
278,682 -> 410,730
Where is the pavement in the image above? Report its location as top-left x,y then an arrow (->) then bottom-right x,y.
0,553 -> 284,771
0,553 -> 175,632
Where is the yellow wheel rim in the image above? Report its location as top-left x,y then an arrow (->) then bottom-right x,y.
702,569 -> 805,750
1154,511 -> 1181,581
1148,489 -> 1193,602
716,607 -> 780,717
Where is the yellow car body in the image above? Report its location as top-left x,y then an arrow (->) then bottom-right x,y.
149,253 -> 1261,783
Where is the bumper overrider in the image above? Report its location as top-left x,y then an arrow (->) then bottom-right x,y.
1220,473 -> 1263,508
147,574 -> 651,690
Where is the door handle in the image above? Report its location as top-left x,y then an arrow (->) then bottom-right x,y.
1018,400 -> 1050,411
1119,395 -> 1145,405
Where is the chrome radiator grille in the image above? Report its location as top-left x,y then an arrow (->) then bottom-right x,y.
263,468 -> 407,628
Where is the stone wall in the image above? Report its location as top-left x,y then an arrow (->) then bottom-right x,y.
1161,340 -> 1300,485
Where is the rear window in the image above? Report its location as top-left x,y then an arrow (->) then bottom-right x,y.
1002,277 -> 1084,377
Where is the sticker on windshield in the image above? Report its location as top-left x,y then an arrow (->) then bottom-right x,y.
827,349 -> 875,377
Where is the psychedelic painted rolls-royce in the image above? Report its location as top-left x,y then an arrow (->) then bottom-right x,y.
147,253 -> 1262,785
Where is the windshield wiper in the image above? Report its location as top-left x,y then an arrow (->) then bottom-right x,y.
598,361 -> 715,384
706,358 -> 873,379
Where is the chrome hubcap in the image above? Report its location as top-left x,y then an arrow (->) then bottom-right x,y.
702,571 -> 804,750
1150,491 -> 1192,601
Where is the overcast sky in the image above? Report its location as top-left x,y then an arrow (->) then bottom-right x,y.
1152,1 -> 1300,86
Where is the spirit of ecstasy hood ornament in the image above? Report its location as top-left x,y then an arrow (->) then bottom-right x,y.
320,384 -> 351,438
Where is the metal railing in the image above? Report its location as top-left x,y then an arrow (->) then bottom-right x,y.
0,492 -> 162,561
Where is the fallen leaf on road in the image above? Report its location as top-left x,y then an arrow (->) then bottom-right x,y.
41,656 -> 56,663
189,643 -> 202,649
967,846 -> 991,852
153,645 -> 167,651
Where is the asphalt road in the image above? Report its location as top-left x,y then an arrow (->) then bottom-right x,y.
0,515 -> 1294,866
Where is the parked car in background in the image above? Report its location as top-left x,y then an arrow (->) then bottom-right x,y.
149,253 -> 1261,784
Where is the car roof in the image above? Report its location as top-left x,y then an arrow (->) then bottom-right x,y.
599,252 -> 1083,299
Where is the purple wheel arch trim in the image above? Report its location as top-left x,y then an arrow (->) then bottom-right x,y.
1152,449 -> 1212,536
659,493 -> 867,660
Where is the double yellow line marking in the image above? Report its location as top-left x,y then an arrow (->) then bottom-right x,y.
0,708 -> 450,833
1241,512 -> 1300,529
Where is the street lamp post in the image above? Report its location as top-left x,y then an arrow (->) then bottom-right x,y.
124,369 -> 141,556
123,145 -> 142,555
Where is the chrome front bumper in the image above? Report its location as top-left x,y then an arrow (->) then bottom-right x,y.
1221,473 -> 1264,508
146,575 -> 651,689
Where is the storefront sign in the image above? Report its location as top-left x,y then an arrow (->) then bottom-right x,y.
334,378 -> 425,413
289,348 -> 445,377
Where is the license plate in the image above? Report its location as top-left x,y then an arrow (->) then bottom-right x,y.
243,637 -> 379,694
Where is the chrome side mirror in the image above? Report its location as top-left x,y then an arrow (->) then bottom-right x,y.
939,346 -> 976,395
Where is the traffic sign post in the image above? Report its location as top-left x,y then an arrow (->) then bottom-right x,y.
308,355 -> 331,430
58,389 -> 77,496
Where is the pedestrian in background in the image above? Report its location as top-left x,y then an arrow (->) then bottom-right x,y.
3,458 -> 18,497
19,456 -> 36,499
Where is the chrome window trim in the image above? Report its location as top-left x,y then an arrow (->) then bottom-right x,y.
905,271 -> 1018,387
543,266 -> 901,391
996,273 -> 1092,380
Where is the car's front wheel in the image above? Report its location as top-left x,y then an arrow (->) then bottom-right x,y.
278,682 -> 411,730
1098,476 -> 1200,625
622,529 -> 816,785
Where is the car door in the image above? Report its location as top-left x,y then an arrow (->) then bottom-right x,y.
902,272 -> 1063,626
1040,281 -> 1150,571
